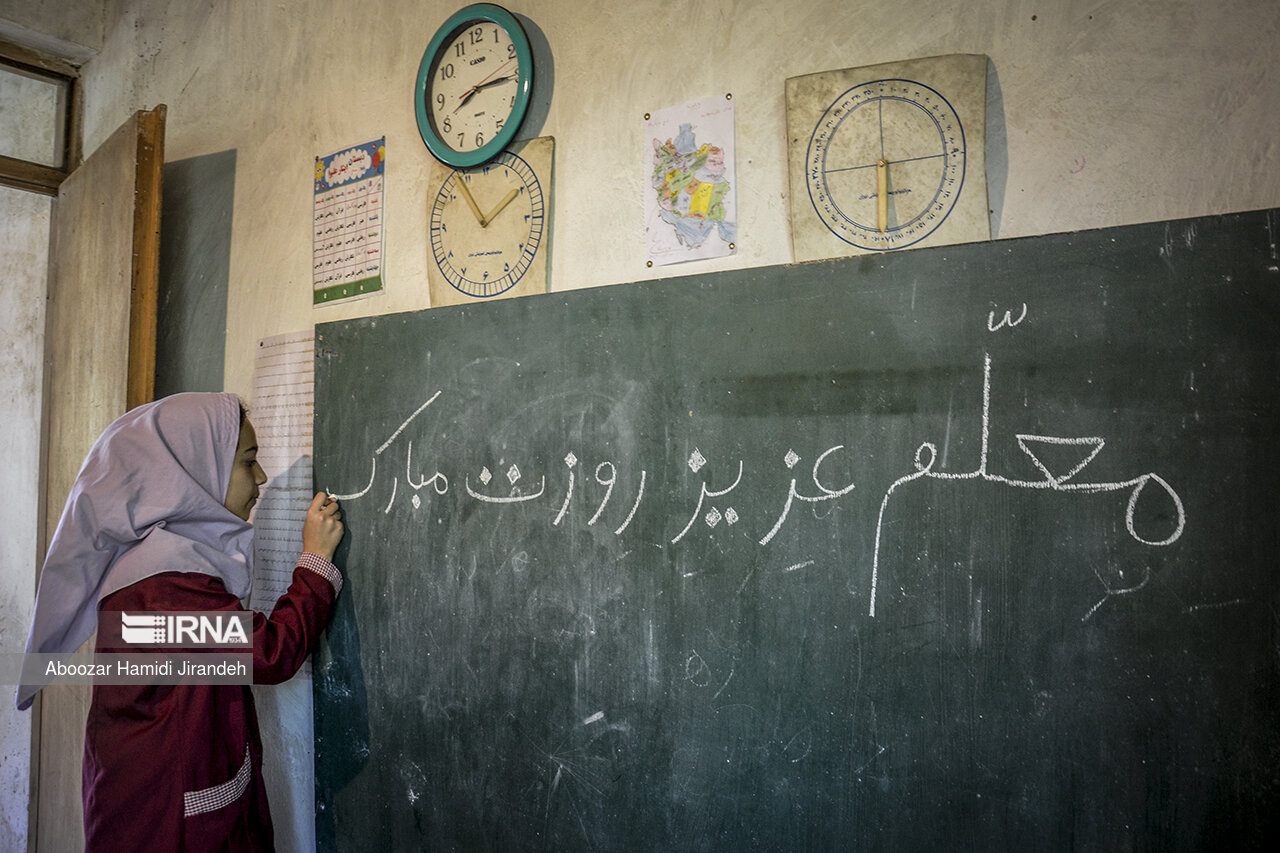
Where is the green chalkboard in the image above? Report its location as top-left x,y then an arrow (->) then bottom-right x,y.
314,209 -> 1280,851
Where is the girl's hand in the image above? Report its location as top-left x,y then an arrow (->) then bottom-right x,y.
302,491 -> 344,561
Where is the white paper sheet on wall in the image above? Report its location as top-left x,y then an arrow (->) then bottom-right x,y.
248,330 -> 316,613
247,332 -> 320,853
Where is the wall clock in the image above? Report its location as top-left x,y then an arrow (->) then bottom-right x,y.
414,3 -> 533,168
786,54 -> 990,261
427,135 -> 553,306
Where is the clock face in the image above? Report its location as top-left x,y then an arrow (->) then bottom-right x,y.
426,25 -> 518,154
429,147 -> 547,300
807,79 -> 965,251
415,4 -> 533,168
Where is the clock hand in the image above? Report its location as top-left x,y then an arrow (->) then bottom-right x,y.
455,60 -> 516,110
455,179 -> 488,226
455,76 -> 516,112
475,74 -> 515,91
482,187 -> 520,224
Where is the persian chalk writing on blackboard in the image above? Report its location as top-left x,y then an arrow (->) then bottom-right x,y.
869,351 -> 1184,618
313,138 -> 385,304
327,345 -> 1184,623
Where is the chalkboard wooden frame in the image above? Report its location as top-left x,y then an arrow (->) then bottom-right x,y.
314,208 -> 1280,851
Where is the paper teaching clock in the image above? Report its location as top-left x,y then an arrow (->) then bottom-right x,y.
786,54 -> 990,261
427,135 -> 553,306
415,3 -> 534,168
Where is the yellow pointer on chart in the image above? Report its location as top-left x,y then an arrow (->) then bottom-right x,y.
876,159 -> 888,232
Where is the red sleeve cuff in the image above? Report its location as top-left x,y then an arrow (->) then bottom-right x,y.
298,552 -> 343,595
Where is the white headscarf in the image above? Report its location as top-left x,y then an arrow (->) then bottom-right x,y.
16,392 -> 255,710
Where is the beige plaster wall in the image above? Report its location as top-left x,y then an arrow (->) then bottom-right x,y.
66,0 -> 1279,400
0,184 -> 50,853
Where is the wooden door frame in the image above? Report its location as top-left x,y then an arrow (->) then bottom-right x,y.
126,106 -> 163,409
30,104 -> 163,853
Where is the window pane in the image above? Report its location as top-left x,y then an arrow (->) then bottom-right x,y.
0,62 -> 68,168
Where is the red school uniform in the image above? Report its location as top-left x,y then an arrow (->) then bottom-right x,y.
83,554 -> 341,853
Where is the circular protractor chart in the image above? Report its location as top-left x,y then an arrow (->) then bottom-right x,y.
806,79 -> 966,251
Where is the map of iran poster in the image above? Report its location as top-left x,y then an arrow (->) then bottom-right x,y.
644,95 -> 737,266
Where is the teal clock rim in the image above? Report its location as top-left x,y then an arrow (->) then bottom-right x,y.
415,3 -> 533,168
